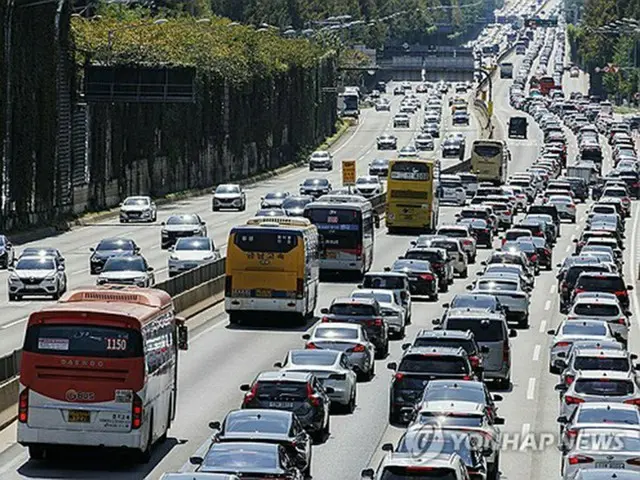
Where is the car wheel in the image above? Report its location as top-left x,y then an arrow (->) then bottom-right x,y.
439,282 -> 448,293
346,388 -> 356,414
430,292 -> 439,301
460,268 -> 468,279
8,294 -> 16,302
518,314 -> 529,329
28,445 -> 46,461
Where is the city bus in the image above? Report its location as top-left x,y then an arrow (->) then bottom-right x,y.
470,139 -> 510,185
17,287 -> 188,461
303,194 -> 375,276
500,62 -> 514,79
386,158 -> 439,234
539,76 -> 555,95
225,216 -> 319,324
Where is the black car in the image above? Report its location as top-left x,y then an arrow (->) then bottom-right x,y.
389,258 -> 439,300
573,272 -> 633,313
281,196 -> 314,217
240,371 -> 331,443
89,238 -> 139,275
558,263 -> 612,313
402,247 -> 452,292
299,178 -> 331,198
565,176 -> 589,202
160,214 -> 207,249
508,116 -> 528,139
387,346 -> 475,425
368,158 -> 389,177
617,172 -> 640,199
190,442 -> 304,479
457,218 -> 493,247
502,239 -> 540,275
404,328 -> 488,381
208,409 -> 312,476
530,236 -> 552,270
320,297 -> 389,358
0,235 -> 14,269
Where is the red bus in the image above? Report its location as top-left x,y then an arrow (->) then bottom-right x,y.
17,287 -> 188,461
539,76 -> 555,95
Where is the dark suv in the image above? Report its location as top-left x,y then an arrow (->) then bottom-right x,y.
558,263 -> 612,313
403,329 -> 488,381
573,272 -> 633,313
240,371 -> 332,443
320,297 -> 389,358
387,346 -> 475,425
402,247 -> 453,292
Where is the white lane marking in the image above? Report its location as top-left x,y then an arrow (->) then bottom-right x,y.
1,317 -> 27,329
526,377 -> 536,400
565,245 -> 571,253
549,285 -> 556,294
539,320 -> 547,333
570,234 -> 576,241
189,316 -> 229,342
544,300 -> 551,311
532,344 -> 541,361
70,268 -> 89,275
333,113 -> 368,155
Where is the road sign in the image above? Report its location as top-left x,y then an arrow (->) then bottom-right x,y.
322,87 -> 338,93
342,160 -> 356,186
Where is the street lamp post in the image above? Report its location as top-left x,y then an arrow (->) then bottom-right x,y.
106,18 -> 168,64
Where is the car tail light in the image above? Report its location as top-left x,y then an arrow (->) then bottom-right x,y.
615,290 -> 629,297
535,231 -> 544,237
573,288 -> 584,295
564,395 -> 585,405
420,273 -> 435,281
132,393 -> 143,429
296,278 -> 304,299
568,455 -> 593,465
351,344 -> 366,352
555,341 -> 570,348
225,275 -> 232,295
462,375 -> 471,380
355,244 -> 363,257
624,398 -> 640,406
321,316 -> 329,322
505,210 -> 512,215
469,355 -> 481,368
432,262 -> 443,270
243,384 -> 258,405
530,254 -> 538,262
565,375 -> 575,385
463,239 -> 473,246
367,318 -> 383,326
306,342 -> 318,349
394,373 -> 405,381
627,458 -> 640,466
502,238 -> 507,246
18,388 -> 28,423
307,383 -> 321,407
565,428 -> 578,438
616,318 -> 626,325
544,248 -> 551,256
633,182 -> 640,188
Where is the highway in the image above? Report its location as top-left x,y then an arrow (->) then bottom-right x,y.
0,30 -> 618,480
0,82 -> 481,360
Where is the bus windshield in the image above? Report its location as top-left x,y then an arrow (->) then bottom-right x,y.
390,161 -> 431,181
474,144 -> 501,157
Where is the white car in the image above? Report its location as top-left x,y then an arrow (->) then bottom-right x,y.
436,224 -> 477,263
212,184 -> 247,211
439,175 -> 466,206
398,145 -> 419,158
350,288 -> 406,338
119,196 -> 157,223
467,274 -> 530,327
354,176 -> 383,198
547,195 -> 576,223
168,237 -> 220,277
547,320 -> 616,374
308,150 -> 333,171
275,349 -> 358,413
8,255 -> 67,301
567,295 -> 630,345
97,255 -> 155,287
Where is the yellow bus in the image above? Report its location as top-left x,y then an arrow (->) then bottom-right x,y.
224,217 -> 319,325
470,139 -> 510,185
386,158 -> 439,234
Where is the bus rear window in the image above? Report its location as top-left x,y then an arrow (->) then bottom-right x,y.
234,231 -> 299,253
473,144 -> 502,157
305,208 -> 361,227
23,325 -> 143,358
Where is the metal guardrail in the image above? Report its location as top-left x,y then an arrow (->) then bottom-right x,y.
0,350 -> 20,384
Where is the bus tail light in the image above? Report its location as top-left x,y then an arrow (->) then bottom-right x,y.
225,276 -> 232,295
132,393 -> 143,429
355,244 -> 363,258
18,389 -> 28,423
296,278 -> 304,299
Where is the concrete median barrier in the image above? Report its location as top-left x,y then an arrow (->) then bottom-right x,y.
0,377 -> 18,431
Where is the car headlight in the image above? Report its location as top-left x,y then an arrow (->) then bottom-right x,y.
170,255 -> 180,261
91,257 -> 102,263
44,275 -> 56,282
9,275 -> 20,283
161,230 -> 168,236
134,276 -> 147,283
97,278 -> 107,284
203,255 -> 214,260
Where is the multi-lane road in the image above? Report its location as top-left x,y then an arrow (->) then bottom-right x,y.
0,22 -> 626,480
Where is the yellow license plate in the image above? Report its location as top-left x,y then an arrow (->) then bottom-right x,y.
255,289 -> 272,298
68,410 -> 90,423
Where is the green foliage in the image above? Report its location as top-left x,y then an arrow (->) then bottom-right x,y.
72,8 -> 327,84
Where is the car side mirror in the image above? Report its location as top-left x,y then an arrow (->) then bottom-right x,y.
387,362 -> 397,371
432,318 -> 441,325
273,362 -> 283,368
302,334 -> 311,340
168,247 -> 174,252
466,285 -> 473,290
410,241 -> 416,246
384,267 -> 391,272
5,243 -> 11,249
442,303 -> 450,308
635,363 -> 640,370
381,443 -> 393,452
402,343 -> 411,350
481,346 -> 490,353
361,468 -> 375,479
189,456 -> 204,465
209,421 -> 221,430
494,417 -> 505,425
557,416 -> 568,424
555,384 -> 568,392
509,329 -> 517,338
324,386 -> 335,394
147,266 -> 154,272
480,261 -> 487,266
632,354 -> 638,361
58,265 -> 65,271
89,247 -> 95,252
320,308 -> 328,314
481,447 -> 492,457
160,221 -> 166,226
7,267 -> 13,272
554,359 -> 567,370
493,394 -> 503,401
628,285 -> 634,290
60,257 -> 65,262
240,384 -> 251,392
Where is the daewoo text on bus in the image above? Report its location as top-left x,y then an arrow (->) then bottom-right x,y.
224,216 -> 319,325
470,139 -> 510,185
386,158 -> 439,234
17,287 -> 188,461
304,194 -> 376,277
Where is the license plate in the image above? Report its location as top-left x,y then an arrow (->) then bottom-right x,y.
25,285 -> 41,289
68,410 -> 90,423
268,401 -> 294,409
255,289 -> 272,298
595,462 -> 624,469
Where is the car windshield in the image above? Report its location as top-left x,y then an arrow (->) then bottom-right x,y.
561,323 -> 607,336
574,379 -> 634,396
450,295 -> 496,310
167,215 -> 200,225
423,384 -> 485,403
265,192 -> 287,199
282,197 -> 310,209
290,350 -> 338,366
573,303 -> 620,317
22,248 -> 56,257
224,414 -> 289,435
16,258 -> 55,270
215,185 -> 240,194
103,257 -> 145,272
417,413 -> 484,428
96,239 -> 135,251
356,177 -> 377,185
574,356 -> 629,372
447,319 -> 504,342
577,276 -> 625,292
123,197 -> 149,206
352,292 -> 393,304
396,435 -> 474,464
175,239 -> 211,251
603,189 -> 627,198
330,304 -> 376,316
372,159 -> 388,166
577,408 -> 640,424
438,228 -> 466,238
398,356 -> 468,374
202,444 -> 277,469
363,275 -> 405,289
477,280 -> 518,291
255,382 -> 307,400
314,328 -> 358,340
303,179 -> 328,187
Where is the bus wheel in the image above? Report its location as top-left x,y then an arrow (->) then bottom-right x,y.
136,422 -> 153,464
28,445 -> 45,461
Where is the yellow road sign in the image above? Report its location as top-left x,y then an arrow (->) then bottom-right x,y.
342,160 -> 356,186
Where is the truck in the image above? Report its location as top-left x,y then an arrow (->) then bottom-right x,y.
566,163 -> 597,185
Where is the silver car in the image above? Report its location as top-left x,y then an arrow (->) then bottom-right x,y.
8,255 -> 67,301
168,237 -> 220,277
436,224 -> 477,263
354,176 -> 383,198
478,263 -> 533,291
422,237 -> 468,278
275,349 -> 357,413
302,322 -> 375,381
547,320 -> 616,374
568,295 -> 630,345
561,428 -> 640,478
308,150 -> 333,171
360,271 -> 412,323
467,274 -> 530,328
97,255 -> 154,287
212,184 -> 246,211
566,468 -> 640,480
260,191 -> 290,208
556,370 -> 640,421
119,195 -> 157,223
559,348 -> 636,388
439,175 -> 467,206
350,288 -> 406,338
362,452 -> 470,480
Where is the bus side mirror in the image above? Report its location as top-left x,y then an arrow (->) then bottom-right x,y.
177,317 -> 188,351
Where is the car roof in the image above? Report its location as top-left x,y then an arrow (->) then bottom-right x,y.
447,311 -> 504,320
573,296 -> 619,305
379,452 -> 463,469
256,371 -> 314,382
364,271 -> 407,278
574,370 -> 632,380
574,348 -> 628,358
225,408 -> 293,423
314,322 -> 361,331
405,346 -> 466,357
331,297 -> 377,306
415,329 -> 474,339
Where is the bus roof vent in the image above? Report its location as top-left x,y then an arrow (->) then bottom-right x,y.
246,217 -> 311,227
60,287 -> 169,308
